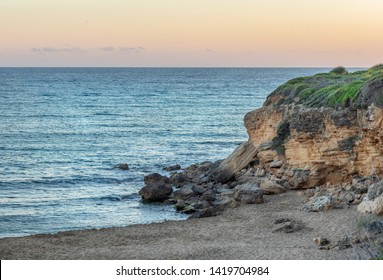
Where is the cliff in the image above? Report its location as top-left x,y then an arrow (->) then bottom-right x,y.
140,65 -> 383,221
244,65 -> 383,188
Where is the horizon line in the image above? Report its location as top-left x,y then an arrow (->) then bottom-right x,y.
0,66 -> 369,69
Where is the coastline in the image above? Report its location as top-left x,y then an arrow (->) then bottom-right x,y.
0,191 -> 366,260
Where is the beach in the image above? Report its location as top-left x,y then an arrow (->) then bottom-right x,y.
0,191 -> 365,260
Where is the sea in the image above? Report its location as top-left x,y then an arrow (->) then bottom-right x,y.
0,67 -> 336,238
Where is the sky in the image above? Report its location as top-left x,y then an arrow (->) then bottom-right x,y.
0,0 -> 382,67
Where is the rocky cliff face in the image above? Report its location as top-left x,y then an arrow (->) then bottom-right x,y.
140,65 -> 383,219
243,65 -> 383,188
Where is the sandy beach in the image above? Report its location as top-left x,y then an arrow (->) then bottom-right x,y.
0,191 -> 366,260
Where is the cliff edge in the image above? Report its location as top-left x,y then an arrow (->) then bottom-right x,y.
244,65 -> 383,187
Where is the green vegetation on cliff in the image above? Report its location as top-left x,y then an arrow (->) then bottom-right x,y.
266,64 -> 383,108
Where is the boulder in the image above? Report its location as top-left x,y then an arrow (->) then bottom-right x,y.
231,181 -> 264,207
260,179 -> 286,195
302,195 -> 334,212
144,173 -> 170,187
209,141 -> 257,183
358,181 -> 383,216
114,163 -> 129,170
140,173 -> 173,202
358,194 -> 383,216
139,185 -> 173,202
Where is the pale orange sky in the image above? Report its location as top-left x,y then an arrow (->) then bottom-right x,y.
1,0 -> 382,67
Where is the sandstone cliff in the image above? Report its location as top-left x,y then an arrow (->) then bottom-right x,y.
243,65 -> 383,188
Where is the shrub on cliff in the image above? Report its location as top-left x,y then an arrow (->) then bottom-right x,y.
271,121 -> 290,156
330,66 -> 348,75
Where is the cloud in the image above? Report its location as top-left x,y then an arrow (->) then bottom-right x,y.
98,47 -> 115,52
98,46 -> 145,53
31,46 -> 145,56
119,47 -> 145,52
32,47 -> 84,53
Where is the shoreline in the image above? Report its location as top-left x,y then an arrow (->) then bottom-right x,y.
0,191 -> 368,260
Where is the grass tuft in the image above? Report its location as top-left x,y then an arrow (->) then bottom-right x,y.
267,64 -> 383,108
330,66 -> 348,75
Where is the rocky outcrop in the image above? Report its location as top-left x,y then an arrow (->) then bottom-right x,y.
139,66 -> 383,218
139,173 -> 173,202
243,66 -> 383,189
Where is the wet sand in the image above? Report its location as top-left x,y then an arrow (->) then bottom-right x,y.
0,191 -> 365,259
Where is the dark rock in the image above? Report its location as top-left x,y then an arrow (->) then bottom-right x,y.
163,164 -> 181,171
144,173 -> 170,187
192,185 -> 205,195
139,185 -> 173,202
358,77 -> 383,108
274,218 -> 292,224
170,172 -> 188,187
197,161 -> 213,173
200,190 -> 216,202
140,173 -> 173,202
188,206 -> 225,219
114,163 -> 129,170
172,184 -> 194,200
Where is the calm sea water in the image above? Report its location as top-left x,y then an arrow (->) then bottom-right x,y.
0,67 -> 333,238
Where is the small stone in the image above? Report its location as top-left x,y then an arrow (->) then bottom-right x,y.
334,237 -> 352,250
269,160 -> 283,168
255,168 -> 266,177
314,237 -> 330,246
272,220 -> 302,233
114,163 -> 129,170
